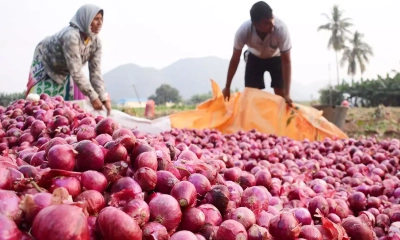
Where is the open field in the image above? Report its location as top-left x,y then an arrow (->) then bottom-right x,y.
119,104 -> 400,139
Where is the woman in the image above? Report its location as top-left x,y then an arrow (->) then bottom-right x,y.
26,4 -> 111,115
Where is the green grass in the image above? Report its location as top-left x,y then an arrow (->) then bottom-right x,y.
114,104 -> 196,118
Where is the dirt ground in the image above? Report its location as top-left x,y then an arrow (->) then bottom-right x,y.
343,106 -> 400,139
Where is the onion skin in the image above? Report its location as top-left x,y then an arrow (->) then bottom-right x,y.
149,194 -> 182,231
19,192 -> 52,224
97,206 -> 142,240
31,204 -> 90,240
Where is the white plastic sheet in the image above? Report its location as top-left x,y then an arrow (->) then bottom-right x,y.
68,100 -> 172,135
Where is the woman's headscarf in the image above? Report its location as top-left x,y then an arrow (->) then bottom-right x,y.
70,4 -> 103,37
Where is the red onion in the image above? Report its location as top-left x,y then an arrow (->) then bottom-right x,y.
104,141 -> 128,163
188,173 -> 212,197
95,118 -> 118,135
0,190 -> 22,224
292,207 -> 313,225
341,217 -> 374,240
198,204 -> 222,226
97,206 -> 142,240
256,210 -> 274,228
269,212 -> 301,240
255,169 -> 272,188
81,171 -> 108,193
31,204 -> 89,240
74,140 -> 104,171
47,144 -> 76,171
121,199 -> 150,227
75,190 -> 105,215
171,230 -> 198,240
0,214 -> 22,239
0,168 -> 12,190
217,220 -> 247,239
230,207 -> 256,229
348,192 -> 367,212
76,126 -> 97,141
240,186 -> 269,215
142,222 -> 169,240
95,134 -> 112,146
179,207 -> 206,232
49,176 -> 81,198
149,194 -> 182,231
155,170 -> 179,194
247,224 -> 272,240
111,177 -> 142,197
19,192 -> 52,224
171,181 -> 197,208
223,167 -> 241,182
133,151 -> 158,171
205,185 -> 230,213
134,167 -> 157,192
299,225 -> 323,240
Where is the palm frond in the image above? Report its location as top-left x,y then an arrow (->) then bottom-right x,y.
317,23 -> 331,31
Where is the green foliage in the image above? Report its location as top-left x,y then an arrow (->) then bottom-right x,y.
0,91 -> 26,107
319,87 -> 344,106
341,31 -> 374,77
148,84 -> 182,105
317,5 -> 353,52
319,73 -> 400,107
187,92 -> 212,105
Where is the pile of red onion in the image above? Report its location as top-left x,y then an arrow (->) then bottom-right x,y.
0,94 -> 400,239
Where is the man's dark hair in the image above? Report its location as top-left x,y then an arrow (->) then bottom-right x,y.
250,1 -> 273,23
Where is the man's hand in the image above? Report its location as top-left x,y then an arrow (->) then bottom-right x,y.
284,95 -> 293,107
103,100 -> 112,116
91,98 -> 103,110
222,87 -> 231,102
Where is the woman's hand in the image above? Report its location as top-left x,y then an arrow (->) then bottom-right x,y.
91,98 -> 103,110
103,100 -> 112,116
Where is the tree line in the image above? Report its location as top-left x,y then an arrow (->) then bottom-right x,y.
0,92 -> 26,107
315,5 -> 399,107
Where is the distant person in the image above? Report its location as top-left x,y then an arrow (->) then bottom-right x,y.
26,4 -> 111,115
145,100 -> 155,119
223,1 -> 293,107
341,99 -> 350,108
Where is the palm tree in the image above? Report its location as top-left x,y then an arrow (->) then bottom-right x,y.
318,5 -> 353,85
340,31 -> 373,80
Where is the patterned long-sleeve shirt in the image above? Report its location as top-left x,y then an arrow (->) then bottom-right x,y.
40,26 -> 107,102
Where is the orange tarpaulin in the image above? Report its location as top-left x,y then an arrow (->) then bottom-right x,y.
169,80 -> 348,141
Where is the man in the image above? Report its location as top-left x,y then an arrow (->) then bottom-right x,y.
223,1 -> 293,106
